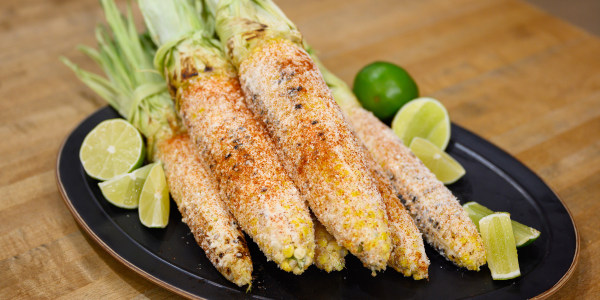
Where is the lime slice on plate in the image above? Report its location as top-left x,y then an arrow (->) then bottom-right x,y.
479,213 -> 521,280
463,201 -> 494,231
463,202 -> 541,247
98,164 -> 153,209
80,119 -> 145,180
391,97 -> 450,150
139,162 -> 170,228
409,137 -> 465,184
511,220 -> 542,248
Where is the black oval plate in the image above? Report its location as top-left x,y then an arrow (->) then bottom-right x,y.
57,106 -> 578,299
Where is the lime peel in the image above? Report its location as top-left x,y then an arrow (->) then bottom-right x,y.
352,61 -> 419,121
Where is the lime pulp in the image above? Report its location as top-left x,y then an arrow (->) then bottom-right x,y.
79,119 -> 145,180
138,162 -> 170,228
409,137 -> 465,184
391,97 -> 450,150
479,213 -> 521,280
98,164 -> 154,209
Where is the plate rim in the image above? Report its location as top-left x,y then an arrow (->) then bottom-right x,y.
56,106 -> 580,299
528,184 -> 580,300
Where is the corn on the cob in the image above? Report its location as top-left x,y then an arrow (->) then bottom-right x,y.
311,51 -> 486,271
313,216 -> 347,272
139,0 -> 315,274
158,134 -> 252,286
210,0 -> 392,272
62,0 -> 253,286
362,148 -> 430,279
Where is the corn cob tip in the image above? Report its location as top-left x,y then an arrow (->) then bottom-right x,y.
314,219 -> 348,272
275,244 -> 314,274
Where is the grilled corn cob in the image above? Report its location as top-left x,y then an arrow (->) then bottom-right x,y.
210,0 -> 392,273
158,134 -> 252,286
360,142 -> 430,279
62,0 -> 252,286
139,0 -> 314,274
311,51 -> 486,271
313,215 -> 348,272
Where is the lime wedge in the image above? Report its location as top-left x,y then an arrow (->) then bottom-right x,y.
479,213 -> 521,280
138,162 -> 170,228
98,164 -> 153,209
463,202 -> 541,247
391,97 -> 451,150
80,119 -> 145,180
409,137 -> 465,184
511,220 -> 541,248
463,202 -> 494,231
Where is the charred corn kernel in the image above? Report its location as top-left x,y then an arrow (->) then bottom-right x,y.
140,0 -> 315,274
158,134 -> 252,286
213,0 -> 392,272
314,217 -> 347,272
309,49 -> 486,271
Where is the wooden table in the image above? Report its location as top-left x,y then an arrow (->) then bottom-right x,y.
1,0 -> 597,298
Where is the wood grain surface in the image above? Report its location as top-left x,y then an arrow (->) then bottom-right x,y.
1,0 -> 598,298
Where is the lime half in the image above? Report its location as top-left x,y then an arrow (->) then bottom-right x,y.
479,213 -> 521,280
409,137 -> 465,184
98,164 -> 153,209
138,162 -> 170,228
463,202 -> 541,247
80,119 -> 145,180
391,97 -> 450,150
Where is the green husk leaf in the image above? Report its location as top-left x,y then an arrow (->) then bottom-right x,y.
138,0 -> 233,90
61,0 -> 180,158
209,0 -> 302,66
138,0 -> 204,46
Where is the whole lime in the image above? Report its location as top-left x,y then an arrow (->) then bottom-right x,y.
352,61 -> 419,121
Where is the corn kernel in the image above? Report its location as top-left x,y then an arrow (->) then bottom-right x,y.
294,247 -> 306,260
288,259 -> 298,269
282,245 -> 294,258
281,261 -> 292,272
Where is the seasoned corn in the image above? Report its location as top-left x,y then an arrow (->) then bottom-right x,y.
210,0 -> 392,271
309,50 -> 487,271
238,39 -> 391,271
64,0 -> 255,286
346,106 -> 486,271
359,142 -> 430,279
313,216 -> 347,272
179,74 -> 315,274
158,134 -> 253,286
140,0 -> 316,274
